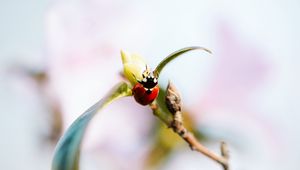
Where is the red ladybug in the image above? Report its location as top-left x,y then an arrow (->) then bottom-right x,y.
132,68 -> 159,105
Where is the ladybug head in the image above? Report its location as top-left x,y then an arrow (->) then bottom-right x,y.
137,65 -> 158,93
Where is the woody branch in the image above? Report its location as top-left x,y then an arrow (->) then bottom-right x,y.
149,81 -> 229,170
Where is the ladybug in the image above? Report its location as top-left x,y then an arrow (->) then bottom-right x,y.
132,66 -> 159,105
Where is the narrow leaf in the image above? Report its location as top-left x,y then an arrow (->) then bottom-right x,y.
52,82 -> 132,170
154,46 -> 211,77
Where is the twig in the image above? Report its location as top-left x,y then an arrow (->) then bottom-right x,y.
149,82 -> 229,170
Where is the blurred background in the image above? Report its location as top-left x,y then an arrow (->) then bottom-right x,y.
1,0 -> 300,170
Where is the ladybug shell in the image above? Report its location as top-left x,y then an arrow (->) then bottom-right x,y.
132,83 -> 159,105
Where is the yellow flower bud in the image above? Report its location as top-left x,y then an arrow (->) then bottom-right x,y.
121,50 -> 147,85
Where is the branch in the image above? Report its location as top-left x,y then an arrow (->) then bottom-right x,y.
149,82 -> 229,170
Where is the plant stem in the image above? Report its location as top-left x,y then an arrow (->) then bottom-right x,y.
149,101 -> 229,170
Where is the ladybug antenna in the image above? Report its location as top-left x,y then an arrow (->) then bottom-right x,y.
142,64 -> 151,78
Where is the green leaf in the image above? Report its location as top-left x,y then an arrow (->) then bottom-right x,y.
154,46 -> 212,77
52,82 -> 132,170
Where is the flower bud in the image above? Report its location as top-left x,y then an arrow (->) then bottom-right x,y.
121,50 -> 147,85
165,81 -> 182,114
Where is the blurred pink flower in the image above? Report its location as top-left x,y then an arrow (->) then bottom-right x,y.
200,22 -> 270,113
189,22 -> 286,169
